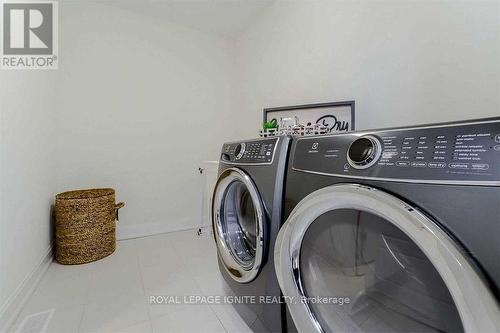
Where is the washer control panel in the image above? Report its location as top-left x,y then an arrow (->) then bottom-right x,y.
293,119 -> 500,183
221,138 -> 277,164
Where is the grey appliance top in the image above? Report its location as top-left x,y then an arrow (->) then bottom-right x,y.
292,118 -> 500,186
220,137 -> 280,165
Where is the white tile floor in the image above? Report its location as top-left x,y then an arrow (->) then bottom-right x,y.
11,229 -> 252,333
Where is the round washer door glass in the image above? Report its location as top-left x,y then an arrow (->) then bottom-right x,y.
212,168 -> 265,283
275,184 -> 500,333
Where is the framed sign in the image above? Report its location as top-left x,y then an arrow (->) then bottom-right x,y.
263,101 -> 355,133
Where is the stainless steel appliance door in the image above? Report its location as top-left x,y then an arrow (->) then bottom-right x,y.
275,184 -> 500,333
212,167 -> 265,283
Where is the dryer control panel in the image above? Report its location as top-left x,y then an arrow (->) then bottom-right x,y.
293,119 -> 500,184
221,138 -> 278,164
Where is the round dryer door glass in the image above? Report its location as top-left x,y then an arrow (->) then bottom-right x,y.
300,209 -> 463,333
222,180 -> 257,267
275,184 -> 500,333
212,168 -> 265,283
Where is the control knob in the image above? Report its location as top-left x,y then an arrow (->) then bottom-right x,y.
234,143 -> 246,160
347,135 -> 382,169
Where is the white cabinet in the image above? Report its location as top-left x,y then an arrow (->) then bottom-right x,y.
199,161 -> 219,232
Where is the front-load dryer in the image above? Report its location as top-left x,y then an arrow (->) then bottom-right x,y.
275,118 -> 500,333
212,136 -> 291,332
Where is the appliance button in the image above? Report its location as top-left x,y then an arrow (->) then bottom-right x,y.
449,163 -> 469,169
411,162 -> 427,168
428,162 -> 446,168
471,163 -> 489,170
494,145 -> 500,151
495,134 -> 500,143
396,161 -> 410,167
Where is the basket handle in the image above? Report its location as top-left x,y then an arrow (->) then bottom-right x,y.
115,202 -> 125,221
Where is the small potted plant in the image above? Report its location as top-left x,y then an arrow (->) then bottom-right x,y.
260,119 -> 278,137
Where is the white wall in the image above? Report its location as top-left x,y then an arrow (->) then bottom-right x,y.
56,1 -> 237,236
234,0 -> 500,136
1,1 -> 238,324
0,71 -> 57,324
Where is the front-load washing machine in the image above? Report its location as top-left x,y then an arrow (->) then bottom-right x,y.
275,118 -> 500,333
212,136 -> 291,332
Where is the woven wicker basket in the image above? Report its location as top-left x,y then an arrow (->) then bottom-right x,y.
55,188 -> 124,265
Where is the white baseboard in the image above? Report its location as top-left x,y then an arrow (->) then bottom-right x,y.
116,217 -> 201,240
0,244 -> 53,333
